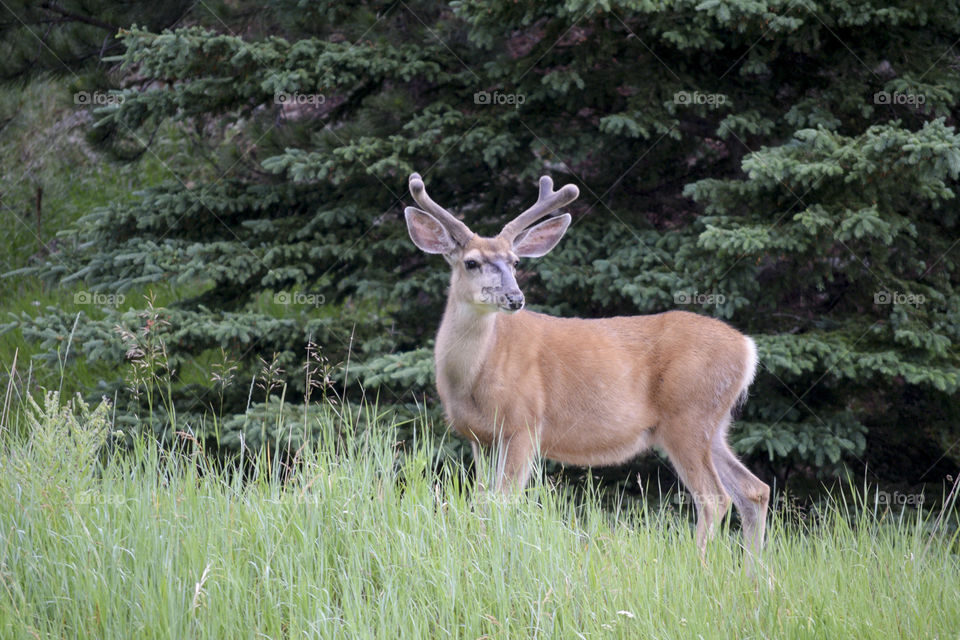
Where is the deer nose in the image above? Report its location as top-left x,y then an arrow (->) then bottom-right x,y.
505,292 -> 524,310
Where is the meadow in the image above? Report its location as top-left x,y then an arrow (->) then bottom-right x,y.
3,8 -> 960,640
1,388 -> 958,639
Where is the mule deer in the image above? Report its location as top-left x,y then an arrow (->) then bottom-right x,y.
404,172 -> 770,557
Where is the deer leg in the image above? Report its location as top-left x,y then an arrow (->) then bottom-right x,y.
494,431 -> 536,494
660,429 -> 730,558
470,440 -> 488,490
711,437 -> 770,561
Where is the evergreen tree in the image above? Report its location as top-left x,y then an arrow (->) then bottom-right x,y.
7,0 -> 960,483
0,1 -> 193,80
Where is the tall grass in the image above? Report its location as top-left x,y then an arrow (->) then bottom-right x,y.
1,389 -> 958,639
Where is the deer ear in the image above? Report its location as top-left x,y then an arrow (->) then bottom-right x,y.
405,207 -> 458,255
512,213 -> 571,257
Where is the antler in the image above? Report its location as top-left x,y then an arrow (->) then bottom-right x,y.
499,176 -> 579,242
408,173 -> 473,246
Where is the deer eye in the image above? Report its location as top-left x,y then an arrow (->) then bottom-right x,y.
513,260 -> 520,269
464,259 -> 479,270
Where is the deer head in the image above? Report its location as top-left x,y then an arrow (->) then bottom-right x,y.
404,173 -> 580,312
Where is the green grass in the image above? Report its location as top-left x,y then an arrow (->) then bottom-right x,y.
1,390 -> 958,639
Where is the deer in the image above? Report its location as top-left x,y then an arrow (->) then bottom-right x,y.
403,171 -> 771,560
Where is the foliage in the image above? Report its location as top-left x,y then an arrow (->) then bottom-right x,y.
1,391 -> 959,638
4,0 -> 960,483
0,1 -> 198,81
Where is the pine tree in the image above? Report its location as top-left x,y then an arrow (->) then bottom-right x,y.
0,1 -> 193,80
7,0 -> 960,482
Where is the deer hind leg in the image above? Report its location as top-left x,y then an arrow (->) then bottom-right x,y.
658,420 -> 731,558
711,435 -> 770,559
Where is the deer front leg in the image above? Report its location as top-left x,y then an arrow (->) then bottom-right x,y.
494,430 -> 537,493
469,440 -> 488,491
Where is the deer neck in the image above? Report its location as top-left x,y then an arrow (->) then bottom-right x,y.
435,292 -> 499,394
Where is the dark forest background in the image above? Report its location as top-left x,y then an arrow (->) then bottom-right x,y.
1,0 -> 958,498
